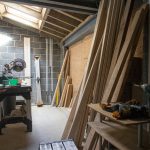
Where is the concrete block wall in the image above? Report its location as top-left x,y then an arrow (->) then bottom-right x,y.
0,20 -> 62,104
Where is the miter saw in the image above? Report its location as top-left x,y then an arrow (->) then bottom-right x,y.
0,58 -> 26,87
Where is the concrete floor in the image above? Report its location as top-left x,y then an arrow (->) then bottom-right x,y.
0,105 -> 70,150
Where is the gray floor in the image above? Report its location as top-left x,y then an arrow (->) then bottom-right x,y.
0,106 -> 70,150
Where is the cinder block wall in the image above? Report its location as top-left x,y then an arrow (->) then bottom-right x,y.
0,20 -> 62,104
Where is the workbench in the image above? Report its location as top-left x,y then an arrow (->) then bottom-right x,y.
0,86 -> 32,134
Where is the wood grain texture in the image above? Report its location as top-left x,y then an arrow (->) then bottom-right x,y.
59,76 -> 72,107
101,5 -> 146,104
88,103 -> 150,125
64,84 -> 73,107
88,121 -> 150,150
51,51 -> 69,106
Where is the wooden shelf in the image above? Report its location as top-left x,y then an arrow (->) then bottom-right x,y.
88,121 -> 150,150
88,103 -> 150,126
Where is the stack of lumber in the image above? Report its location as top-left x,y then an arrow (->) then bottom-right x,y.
59,76 -> 73,107
61,0 -> 149,148
51,50 -> 73,107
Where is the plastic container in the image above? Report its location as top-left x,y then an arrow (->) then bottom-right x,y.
9,79 -> 18,86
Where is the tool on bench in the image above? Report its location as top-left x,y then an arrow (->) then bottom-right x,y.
101,99 -> 149,119
0,58 -> 26,87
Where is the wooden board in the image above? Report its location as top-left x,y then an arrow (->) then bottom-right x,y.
51,51 -> 69,106
64,84 -> 73,107
59,76 -> 72,107
101,5 -> 147,104
67,40 -> 101,143
88,121 -> 150,150
69,34 -> 93,97
106,0 -> 134,86
88,103 -> 150,126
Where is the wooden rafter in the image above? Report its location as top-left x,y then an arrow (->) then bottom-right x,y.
44,22 -> 69,35
44,20 -> 72,32
42,26 -> 67,36
0,0 -> 98,15
41,30 -> 63,39
56,10 -> 83,22
49,9 -> 81,27
42,26 -> 65,38
47,14 -> 76,28
46,15 -> 75,31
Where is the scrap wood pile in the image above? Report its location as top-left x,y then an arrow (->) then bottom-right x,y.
51,51 -> 73,107
61,0 -> 149,148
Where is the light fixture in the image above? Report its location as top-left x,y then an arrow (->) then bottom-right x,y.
0,33 -> 12,46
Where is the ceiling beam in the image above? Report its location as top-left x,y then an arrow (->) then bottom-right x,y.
49,10 -> 81,27
42,26 -> 65,38
64,11 -> 88,21
39,8 -> 49,29
42,25 -> 67,36
47,14 -> 76,28
46,16 -> 75,31
1,2 -> 42,19
40,30 -> 63,39
0,0 -> 98,15
56,10 -> 83,22
0,4 -> 6,17
44,22 -> 69,35
45,20 -> 72,32
32,0 -> 98,10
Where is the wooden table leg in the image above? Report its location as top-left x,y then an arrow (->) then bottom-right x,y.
138,124 -> 143,147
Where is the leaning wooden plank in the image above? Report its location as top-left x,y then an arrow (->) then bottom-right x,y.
67,40 -> 101,144
51,51 -> 69,106
64,52 -> 70,80
85,4 -> 149,149
83,128 -> 99,150
106,0 -> 135,87
62,81 -> 82,139
61,0 -> 108,140
101,4 -> 147,104
59,76 -> 72,107
64,84 -> 73,107
98,0 -> 121,100
112,26 -> 146,102
89,0 -> 119,130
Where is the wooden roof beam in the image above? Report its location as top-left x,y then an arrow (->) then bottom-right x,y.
56,10 -> 83,22
49,10 -> 81,27
45,16 -> 75,31
40,30 -> 62,39
44,22 -> 70,35
0,0 -> 97,15
42,26 -> 66,38
43,25 -> 67,36
44,20 -> 72,32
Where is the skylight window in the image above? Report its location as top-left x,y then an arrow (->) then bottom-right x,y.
6,7 -> 39,23
0,34 -> 12,46
4,13 -> 38,29
0,2 -> 46,30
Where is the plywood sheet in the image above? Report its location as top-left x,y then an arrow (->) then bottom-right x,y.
69,34 -> 93,97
